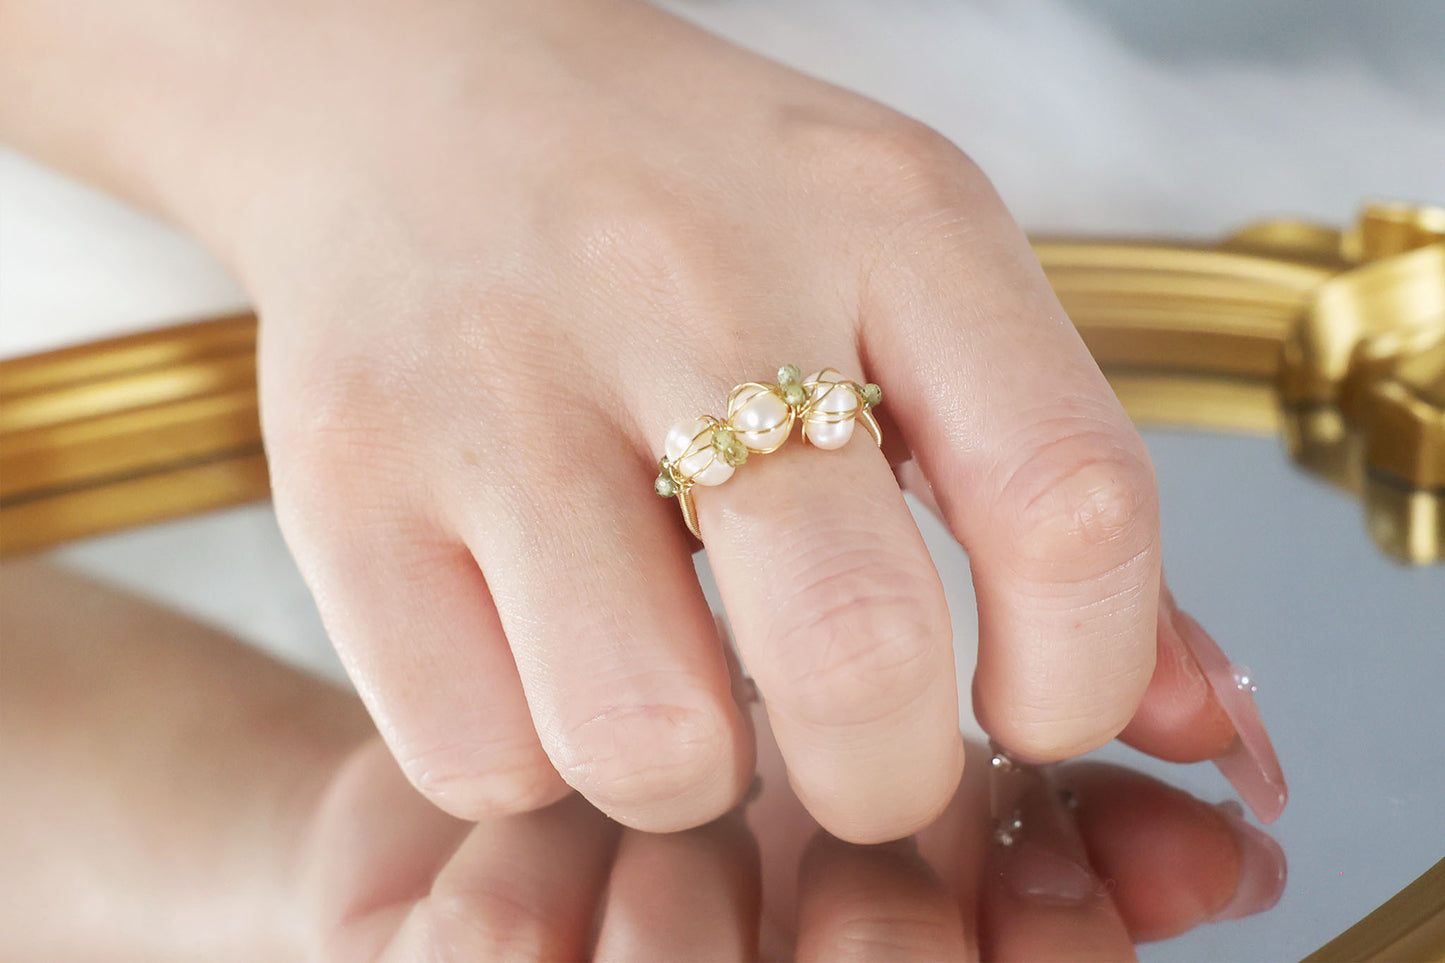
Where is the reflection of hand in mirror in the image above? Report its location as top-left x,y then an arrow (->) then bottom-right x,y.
753,710 -> 1285,961
305,718 -> 1284,959
0,561 -> 1285,959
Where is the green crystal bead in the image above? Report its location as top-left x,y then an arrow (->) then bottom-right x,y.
777,364 -> 802,386
861,382 -> 883,407
782,383 -> 807,407
722,440 -> 749,467
710,427 -> 736,453
654,474 -> 679,498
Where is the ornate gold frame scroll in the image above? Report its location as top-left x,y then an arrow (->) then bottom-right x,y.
1,204 -> 1442,957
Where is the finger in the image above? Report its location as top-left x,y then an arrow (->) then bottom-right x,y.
272,484 -> 567,819
1116,583 -> 1234,762
594,811 -> 762,962
862,149 -> 1160,761
1118,582 -> 1287,822
303,740 -> 474,960
385,793 -> 619,961
978,756 -> 1133,962
463,434 -> 753,832
692,380 -> 964,844
899,470 -> 1287,823
795,833 -> 971,962
742,687 -> 830,959
1133,584 -> 1289,822
1060,763 -> 1286,942
899,465 -> 1221,769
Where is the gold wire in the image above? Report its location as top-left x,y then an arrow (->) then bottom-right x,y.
725,382 -> 797,454
662,366 -> 883,539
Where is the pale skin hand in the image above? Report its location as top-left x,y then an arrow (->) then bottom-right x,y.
0,0 -> 1246,842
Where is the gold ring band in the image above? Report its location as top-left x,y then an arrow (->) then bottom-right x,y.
655,365 -> 883,538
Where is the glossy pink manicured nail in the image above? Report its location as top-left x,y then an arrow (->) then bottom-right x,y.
1172,608 -> 1288,823
1210,801 -> 1287,920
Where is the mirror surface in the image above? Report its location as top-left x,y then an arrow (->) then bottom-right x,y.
47,422 -> 1444,959
1088,427 -> 1443,959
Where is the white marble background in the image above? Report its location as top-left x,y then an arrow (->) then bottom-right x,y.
3,2 -> 1443,958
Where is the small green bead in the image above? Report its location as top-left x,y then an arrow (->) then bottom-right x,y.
723,440 -> 749,467
861,383 -> 883,407
777,364 -> 802,386
711,427 -> 735,453
654,474 -> 679,498
782,383 -> 807,407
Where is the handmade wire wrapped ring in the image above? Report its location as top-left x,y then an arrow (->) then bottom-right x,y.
654,365 -> 884,538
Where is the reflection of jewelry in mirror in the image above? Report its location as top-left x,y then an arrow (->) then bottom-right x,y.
988,742 -> 1026,848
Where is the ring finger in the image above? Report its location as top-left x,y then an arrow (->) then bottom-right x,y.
671,351 -> 964,845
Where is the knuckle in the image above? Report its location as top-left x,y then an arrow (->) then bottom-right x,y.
552,702 -> 726,808
266,354 -> 420,524
559,174 -> 717,310
766,551 -> 947,728
789,114 -> 986,214
459,282 -> 584,400
998,426 -> 1160,584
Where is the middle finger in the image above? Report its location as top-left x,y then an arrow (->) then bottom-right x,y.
686,357 -> 964,844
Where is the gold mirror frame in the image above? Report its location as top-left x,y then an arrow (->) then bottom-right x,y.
2,203 -> 1442,958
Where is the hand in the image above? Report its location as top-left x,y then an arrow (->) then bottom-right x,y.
303,731 -> 1285,960
1,0 -> 1282,843
241,0 -> 1283,840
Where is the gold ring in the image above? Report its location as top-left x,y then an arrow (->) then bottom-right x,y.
654,365 -> 883,538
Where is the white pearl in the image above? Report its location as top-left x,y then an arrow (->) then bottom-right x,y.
663,417 -> 734,486
664,417 -> 708,462
690,456 -> 735,486
803,417 -> 855,450
728,384 -> 792,452
802,371 -> 859,450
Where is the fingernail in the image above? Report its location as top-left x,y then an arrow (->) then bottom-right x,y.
989,745 -> 1098,905
1169,601 -> 1289,824
1210,801 -> 1288,921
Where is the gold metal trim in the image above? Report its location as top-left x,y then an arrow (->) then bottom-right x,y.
0,204 -> 1442,956
0,313 -> 256,399
1306,858 -> 1445,962
1,389 -> 260,498
0,449 -> 269,555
